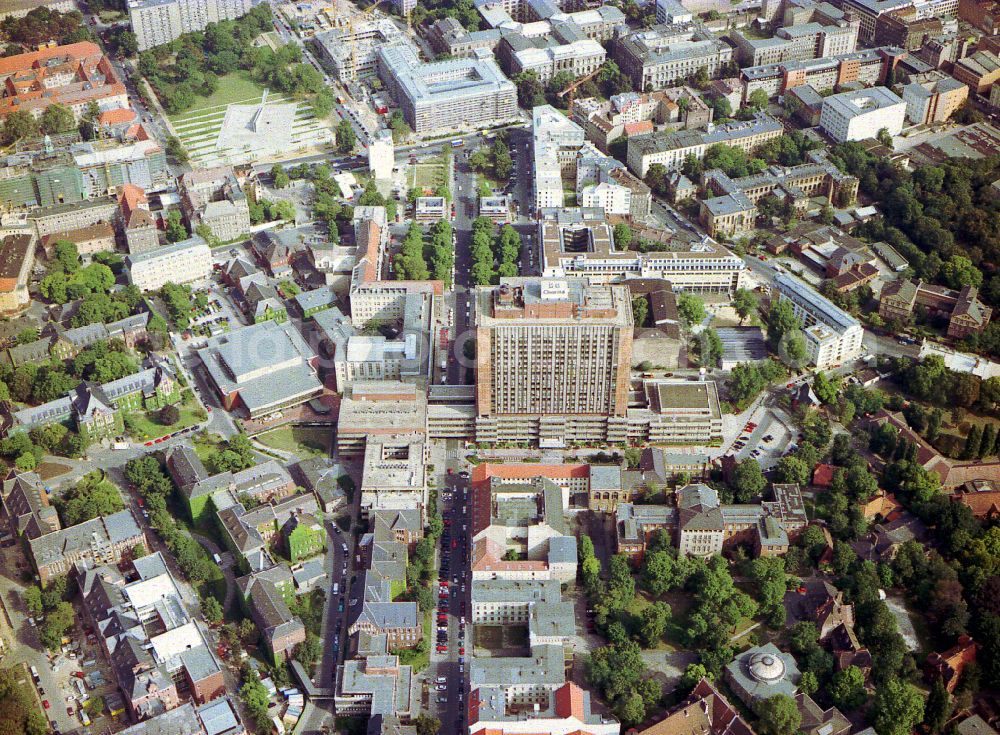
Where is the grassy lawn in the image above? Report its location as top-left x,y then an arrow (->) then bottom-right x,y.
193,431 -> 224,465
409,155 -> 448,192
125,393 -> 207,441
391,579 -> 406,601
255,426 -> 330,458
474,624 -> 503,650
168,72 -> 268,122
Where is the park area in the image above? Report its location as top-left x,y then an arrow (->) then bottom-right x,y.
124,394 -> 207,441
167,72 -> 331,168
408,154 -> 449,194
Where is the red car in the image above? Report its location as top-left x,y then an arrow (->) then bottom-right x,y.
436,645 -> 447,653
42,701 -> 50,710
144,441 -> 154,446
459,647 -> 465,655
452,539 -> 458,549
67,707 -> 74,717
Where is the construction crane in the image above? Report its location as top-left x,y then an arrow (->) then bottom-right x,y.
557,66 -> 602,114
347,0 -> 392,78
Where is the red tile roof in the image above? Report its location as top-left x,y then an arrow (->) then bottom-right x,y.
812,463 -> 837,487
97,107 -> 136,126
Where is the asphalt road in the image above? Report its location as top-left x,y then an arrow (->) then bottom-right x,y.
429,466 -> 472,732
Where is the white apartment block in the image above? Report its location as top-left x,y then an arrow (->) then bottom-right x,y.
579,181 -> 632,215
126,236 -> 212,292
819,87 -> 906,142
774,272 -> 864,369
129,0 -> 253,51
532,104 -> 589,210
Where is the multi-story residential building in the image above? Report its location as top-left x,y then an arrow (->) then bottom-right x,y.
0,233 -> 35,314
1,0 -> 76,20
474,278 -> 633,445
126,236 -> 213,291
0,148 -> 84,211
532,104 -> 590,210
633,678 -> 754,735
128,0 -> 254,51
376,45 -> 518,134
180,167 -> 251,243
2,471 -> 61,540
655,0 -> 694,23
471,579 -> 563,625
774,272 -> 865,368
0,43 -> 129,122
614,24 -> 734,91
8,357 -> 180,445
29,509 -> 144,584
819,87 -> 906,142
572,88 -> 713,152
739,46 -> 902,104
80,553 -> 226,719
699,159 -> 859,238
951,50 -> 1000,95
313,18 -> 414,82
627,380 -> 725,445
958,0 -> 1000,33
114,699 -> 245,735
539,207 -> 746,292
334,643 -> 415,719
427,17 -> 505,58
197,319 -> 323,419
627,113 -> 783,177
902,72 -> 969,124
879,280 -> 992,338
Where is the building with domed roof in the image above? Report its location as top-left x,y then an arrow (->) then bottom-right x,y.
724,642 -> 800,705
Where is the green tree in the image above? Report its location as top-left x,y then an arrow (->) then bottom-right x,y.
733,458 -> 766,502
39,103 -> 75,135
873,679 -> 925,735
733,288 -> 758,324
336,118 -> 356,154
2,109 -> 39,144
923,677 -> 952,734
747,88 -> 769,111
767,298 -> 801,350
165,209 -> 187,242
632,296 -> 649,328
776,455 -> 811,486
38,601 -> 74,650
638,601 -> 671,647
614,223 -> 633,249
58,472 -> 124,526
754,694 -> 801,735
415,713 -> 441,735
202,596 -> 223,624
677,293 -> 706,326
22,586 -> 43,617
829,665 -> 867,710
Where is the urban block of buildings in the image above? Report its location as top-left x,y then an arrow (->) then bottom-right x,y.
80,552 -> 226,719
0,42 -> 129,122
879,280 -> 993,338
180,167 -> 252,244
538,208 -> 746,292
613,23 -> 735,91
616,482 -> 808,559
627,112 -> 784,177
572,88 -> 713,153
376,45 -> 518,134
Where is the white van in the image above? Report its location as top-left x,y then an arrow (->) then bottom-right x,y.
333,583 -> 339,595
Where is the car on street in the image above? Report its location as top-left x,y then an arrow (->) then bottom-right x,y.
42,701 -> 50,710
